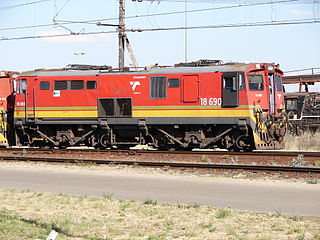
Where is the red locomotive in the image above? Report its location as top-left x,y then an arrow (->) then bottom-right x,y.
0,71 -> 17,147
7,60 -> 287,151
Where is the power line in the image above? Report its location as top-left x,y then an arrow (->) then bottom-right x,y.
125,17 -> 320,32
0,23 -> 55,32
140,0 -> 315,3
0,0 -> 50,12
0,0 -> 301,32
1,17 -> 319,41
285,67 -> 320,73
0,30 -> 117,41
57,0 -> 300,24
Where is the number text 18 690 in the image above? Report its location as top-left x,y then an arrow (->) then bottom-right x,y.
200,98 -> 222,106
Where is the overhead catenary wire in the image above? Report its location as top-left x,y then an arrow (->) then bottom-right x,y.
125,17 -> 320,32
1,17 -> 319,41
284,67 -> 320,73
57,0 -> 300,24
139,0 -> 315,2
0,0 -> 50,12
0,0 -> 301,32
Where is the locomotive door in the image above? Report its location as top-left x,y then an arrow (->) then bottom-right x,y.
182,75 -> 199,102
222,72 -> 239,107
16,78 -> 28,121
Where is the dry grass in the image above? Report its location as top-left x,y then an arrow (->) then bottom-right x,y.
285,132 -> 320,151
0,189 -> 319,240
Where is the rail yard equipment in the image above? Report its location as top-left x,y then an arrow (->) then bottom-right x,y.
283,73 -> 320,135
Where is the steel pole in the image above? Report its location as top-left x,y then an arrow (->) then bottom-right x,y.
118,0 -> 125,69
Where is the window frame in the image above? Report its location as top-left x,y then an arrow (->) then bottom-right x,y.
168,78 -> 180,88
285,98 -> 297,111
276,75 -> 282,91
86,80 -> 97,90
16,79 -> 27,95
70,80 -> 84,90
248,74 -> 264,91
238,73 -> 245,90
53,80 -> 86,90
40,81 -> 50,90
150,76 -> 167,99
54,80 -> 68,90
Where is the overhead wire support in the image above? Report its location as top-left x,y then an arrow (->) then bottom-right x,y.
95,0 -> 138,70
118,0 -> 126,69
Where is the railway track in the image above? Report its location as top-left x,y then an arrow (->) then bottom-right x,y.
0,153 -> 319,175
1,147 -> 320,157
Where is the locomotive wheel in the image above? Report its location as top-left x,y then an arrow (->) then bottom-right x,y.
235,135 -> 254,152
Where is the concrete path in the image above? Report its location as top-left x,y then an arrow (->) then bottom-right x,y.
0,163 -> 319,216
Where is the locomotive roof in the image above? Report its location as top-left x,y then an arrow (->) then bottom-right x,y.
19,63 -> 273,77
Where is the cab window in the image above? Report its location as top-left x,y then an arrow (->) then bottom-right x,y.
239,73 -> 245,90
276,75 -> 282,91
248,75 -> 264,91
17,79 -> 27,94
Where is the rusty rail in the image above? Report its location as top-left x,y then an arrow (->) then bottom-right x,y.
0,155 -> 319,174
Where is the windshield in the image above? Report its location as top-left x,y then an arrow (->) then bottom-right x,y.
248,75 -> 264,91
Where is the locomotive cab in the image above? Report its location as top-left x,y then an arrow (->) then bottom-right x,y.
245,64 -> 286,149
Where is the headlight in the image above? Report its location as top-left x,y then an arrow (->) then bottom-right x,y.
268,65 -> 274,71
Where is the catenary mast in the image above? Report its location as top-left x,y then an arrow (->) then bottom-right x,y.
118,0 -> 125,69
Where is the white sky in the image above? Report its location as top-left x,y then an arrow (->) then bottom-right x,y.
0,0 -> 319,92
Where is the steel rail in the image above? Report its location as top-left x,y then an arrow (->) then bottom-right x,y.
1,155 -> 319,174
3,147 -> 320,158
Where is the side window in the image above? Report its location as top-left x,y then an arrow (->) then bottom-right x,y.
239,73 -> 245,90
87,81 -> 97,89
150,76 -> 166,99
248,75 -> 264,91
168,78 -> 180,88
21,79 -> 27,94
40,81 -> 50,90
54,81 -> 67,90
16,80 -> 21,94
223,75 -> 237,90
276,75 -> 282,91
285,98 -> 297,111
70,80 -> 84,90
